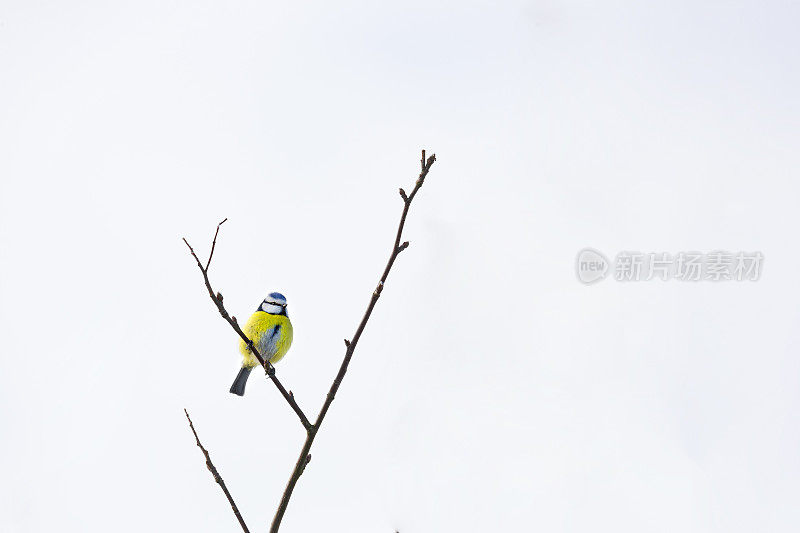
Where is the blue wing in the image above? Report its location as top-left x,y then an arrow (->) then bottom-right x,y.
257,324 -> 282,359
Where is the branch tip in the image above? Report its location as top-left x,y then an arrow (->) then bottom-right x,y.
206,218 -> 228,270
184,406 -> 251,533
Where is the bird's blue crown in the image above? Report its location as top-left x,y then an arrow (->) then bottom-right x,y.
257,291 -> 288,315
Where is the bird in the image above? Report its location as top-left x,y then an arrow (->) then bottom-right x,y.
230,292 -> 293,396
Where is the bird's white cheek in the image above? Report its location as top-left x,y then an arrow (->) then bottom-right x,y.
261,303 -> 284,314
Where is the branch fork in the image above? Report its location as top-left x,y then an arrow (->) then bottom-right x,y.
183,150 -> 437,533
182,222 -> 312,430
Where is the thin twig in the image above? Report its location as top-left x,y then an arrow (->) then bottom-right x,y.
183,224 -> 312,430
184,409 -> 250,533
205,218 -> 227,271
269,150 -> 437,532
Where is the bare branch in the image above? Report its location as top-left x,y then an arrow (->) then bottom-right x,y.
182,151 -> 437,533
184,409 -> 250,533
206,218 -> 227,271
182,226 -> 312,430
269,150 -> 437,532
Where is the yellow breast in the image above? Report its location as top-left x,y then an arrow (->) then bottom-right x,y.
238,311 -> 293,368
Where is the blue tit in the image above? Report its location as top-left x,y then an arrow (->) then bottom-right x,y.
229,292 -> 294,396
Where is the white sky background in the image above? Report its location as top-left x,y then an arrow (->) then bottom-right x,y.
1,1 -> 799,531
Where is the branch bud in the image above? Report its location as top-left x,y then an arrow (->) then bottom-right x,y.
216,291 -> 223,302
344,339 -> 351,347
399,188 -> 407,201
398,241 -> 410,252
305,454 -> 312,465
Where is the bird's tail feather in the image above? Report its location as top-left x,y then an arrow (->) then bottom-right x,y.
229,367 -> 253,396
